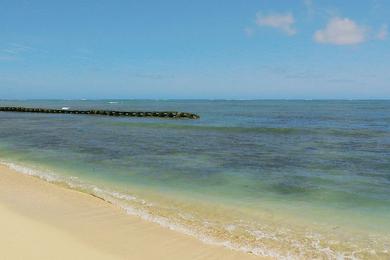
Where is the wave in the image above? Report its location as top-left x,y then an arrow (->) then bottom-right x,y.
0,160 -> 286,259
1,159 -> 386,259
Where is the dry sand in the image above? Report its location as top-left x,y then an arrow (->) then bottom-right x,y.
0,164 -> 264,259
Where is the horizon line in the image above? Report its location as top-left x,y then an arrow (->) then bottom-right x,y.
1,98 -> 390,101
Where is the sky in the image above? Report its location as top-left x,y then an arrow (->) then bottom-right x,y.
0,0 -> 389,99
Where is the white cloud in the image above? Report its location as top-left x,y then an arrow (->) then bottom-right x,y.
256,13 -> 296,36
376,24 -> 388,40
314,17 -> 366,45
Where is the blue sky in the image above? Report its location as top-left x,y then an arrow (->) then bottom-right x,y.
0,0 -> 389,99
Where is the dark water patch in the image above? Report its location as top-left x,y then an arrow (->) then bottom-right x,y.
271,177 -> 319,195
107,121 -> 311,135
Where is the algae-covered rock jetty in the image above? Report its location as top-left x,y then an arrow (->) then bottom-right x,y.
0,107 -> 200,119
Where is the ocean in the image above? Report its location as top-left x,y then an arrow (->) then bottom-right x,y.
0,100 -> 389,259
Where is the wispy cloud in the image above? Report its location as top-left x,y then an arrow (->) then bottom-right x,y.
133,72 -> 173,80
71,48 -> 96,63
371,0 -> 382,14
0,55 -> 18,61
256,12 -> 296,36
303,0 -> 315,17
0,43 -> 33,61
376,24 -> 388,40
314,17 -> 366,45
3,43 -> 32,54
244,27 -> 255,37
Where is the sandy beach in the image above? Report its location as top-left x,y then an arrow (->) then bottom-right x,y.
0,164 -> 262,260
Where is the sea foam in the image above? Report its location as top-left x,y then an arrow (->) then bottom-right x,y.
0,160 -> 288,259
1,160 -> 382,259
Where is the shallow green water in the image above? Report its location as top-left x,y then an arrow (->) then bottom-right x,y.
0,100 -> 389,258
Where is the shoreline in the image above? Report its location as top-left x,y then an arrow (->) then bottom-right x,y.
0,164 -> 262,259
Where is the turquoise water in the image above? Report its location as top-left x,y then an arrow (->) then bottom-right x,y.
0,100 -> 390,258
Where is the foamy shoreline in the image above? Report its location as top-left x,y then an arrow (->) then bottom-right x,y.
0,164 -> 262,259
